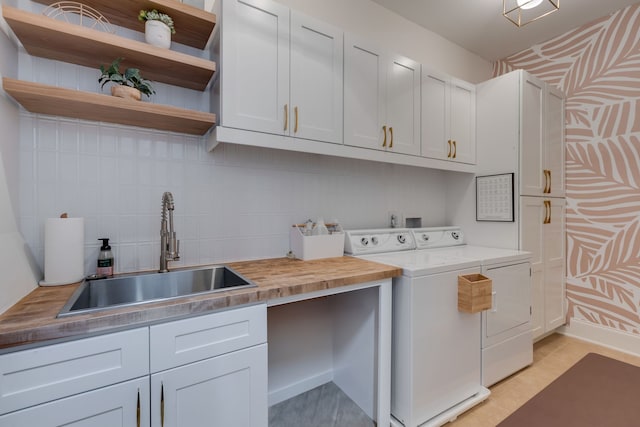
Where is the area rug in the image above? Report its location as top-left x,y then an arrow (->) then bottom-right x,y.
497,352 -> 640,427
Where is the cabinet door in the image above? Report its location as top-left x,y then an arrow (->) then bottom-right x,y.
221,0 -> 289,134
344,34 -> 386,151
151,344 -> 268,427
546,86 -> 565,197
449,79 -> 476,164
0,377 -> 149,427
520,196 -> 546,339
544,199 -> 566,331
290,12 -> 343,144
386,55 -> 420,156
520,74 -> 545,196
421,69 -> 449,160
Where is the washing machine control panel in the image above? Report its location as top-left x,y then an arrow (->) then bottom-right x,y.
413,227 -> 465,249
344,229 -> 416,255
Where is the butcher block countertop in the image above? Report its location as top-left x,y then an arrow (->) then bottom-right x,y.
0,256 -> 401,351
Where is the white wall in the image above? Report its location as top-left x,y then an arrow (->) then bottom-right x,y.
275,0 -> 492,84
11,0 -> 487,279
0,5 -> 19,216
0,7 -> 39,313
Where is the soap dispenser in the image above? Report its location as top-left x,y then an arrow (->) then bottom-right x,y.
97,238 -> 114,277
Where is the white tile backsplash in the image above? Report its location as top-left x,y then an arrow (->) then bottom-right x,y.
19,112 -> 449,276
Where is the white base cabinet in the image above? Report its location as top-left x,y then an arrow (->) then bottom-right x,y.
149,304 -> 268,427
152,344 -> 267,427
521,196 -> 565,339
0,304 -> 268,427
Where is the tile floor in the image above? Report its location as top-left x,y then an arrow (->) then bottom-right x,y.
450,333 -> 640,426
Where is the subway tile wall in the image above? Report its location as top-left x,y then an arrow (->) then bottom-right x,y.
18,114 -> 448,276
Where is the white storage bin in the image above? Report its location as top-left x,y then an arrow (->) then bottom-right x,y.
289,226 -> 345,260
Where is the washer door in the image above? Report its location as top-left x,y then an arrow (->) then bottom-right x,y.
483,262 -> 531,347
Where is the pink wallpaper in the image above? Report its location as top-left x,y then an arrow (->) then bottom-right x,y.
495,4 -> 640,335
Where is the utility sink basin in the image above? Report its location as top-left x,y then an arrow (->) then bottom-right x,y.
58,266 -> 256,317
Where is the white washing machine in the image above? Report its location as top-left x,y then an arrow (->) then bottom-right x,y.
344,226 -> 532,426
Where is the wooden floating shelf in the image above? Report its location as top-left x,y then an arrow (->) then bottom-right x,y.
3,78 -> 216,136
3,6 -> 215,91
32,0 -> 216,50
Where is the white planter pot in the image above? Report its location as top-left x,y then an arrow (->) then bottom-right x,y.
145,20 -> 171,49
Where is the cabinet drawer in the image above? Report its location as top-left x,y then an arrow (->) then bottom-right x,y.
0,328 -> 149,415
150,303 -> 267,372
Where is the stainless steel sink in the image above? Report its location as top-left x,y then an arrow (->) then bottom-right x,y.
58,266 -> 255,317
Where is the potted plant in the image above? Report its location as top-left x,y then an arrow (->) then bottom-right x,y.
98,58 -> 155,101
138,9 -> 175,49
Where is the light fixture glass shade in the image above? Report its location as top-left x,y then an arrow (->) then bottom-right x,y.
517,0 -> 543,10
504,0 -> 559,27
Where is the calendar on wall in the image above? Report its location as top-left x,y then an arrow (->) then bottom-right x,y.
476,173 -> 514,222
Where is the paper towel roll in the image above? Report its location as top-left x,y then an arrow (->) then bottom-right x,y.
39,217 -> 85,286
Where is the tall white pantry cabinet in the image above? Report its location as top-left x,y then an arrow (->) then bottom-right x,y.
476,70 -> 566,341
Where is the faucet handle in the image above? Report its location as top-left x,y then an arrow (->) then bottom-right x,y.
174,240 -> 180,260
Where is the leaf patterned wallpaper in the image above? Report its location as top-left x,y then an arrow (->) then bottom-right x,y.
495,4 -> 640,336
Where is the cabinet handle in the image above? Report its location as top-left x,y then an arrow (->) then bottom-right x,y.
447,140 -> 452,158
284,104 -> 288,131
544,200 -> 551,224
294,106 -> 299,133
382,125 -> 387,147
547,170 -> 552,193
389,127 -> 394,148
161,382 -> 165,427
491,291 -> 497,313
136,388 -> 141,427
543,169 -> 550,193
452,140 -> 457,158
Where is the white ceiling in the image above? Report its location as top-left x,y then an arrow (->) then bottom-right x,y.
369,0 -> 640,61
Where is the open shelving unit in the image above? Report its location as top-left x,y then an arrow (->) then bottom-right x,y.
3,78 -> 216,136
2,2 -> 218,136
32,0 -> 216,49
3,7 -> 215,91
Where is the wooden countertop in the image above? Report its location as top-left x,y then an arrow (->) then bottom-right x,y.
0,257 -> 401,351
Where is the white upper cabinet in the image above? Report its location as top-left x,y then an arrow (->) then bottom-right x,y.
212,0 -> 477,172
218,0 -> 290,135
344,34 -> 420,156
520,73 -> 565,197
217,0 -> 343,144
422,68 -> 476,164
290,12 -> 343,144
546,86 -> 566,197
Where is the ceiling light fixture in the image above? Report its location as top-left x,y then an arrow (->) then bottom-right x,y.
503,0 -> 559,27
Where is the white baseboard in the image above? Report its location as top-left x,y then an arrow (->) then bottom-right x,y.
559,319 -> 640,357
268,370 -> 334,407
